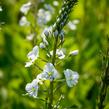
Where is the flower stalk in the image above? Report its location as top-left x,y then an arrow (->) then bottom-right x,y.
48,0 -> 78,108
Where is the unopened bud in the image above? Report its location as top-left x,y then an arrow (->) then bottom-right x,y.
69,50 -> 79,56
54,30 -> 59,37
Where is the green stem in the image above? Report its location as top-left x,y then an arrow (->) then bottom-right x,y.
48,36 -> 59,109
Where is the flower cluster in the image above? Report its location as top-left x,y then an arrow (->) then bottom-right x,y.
25,62 -> 59,97
25,62 -> 79,97
24,0 -> 79,102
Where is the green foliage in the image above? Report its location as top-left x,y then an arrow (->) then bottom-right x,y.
0,0 -> 109,109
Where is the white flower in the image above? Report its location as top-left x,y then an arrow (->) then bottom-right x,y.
19,16 -> 30,26
69,50 -> 79,56
49,49 -> 65,59
0,6 -> 3,12
25,46 -> 39,67
42,63 -> 59,81
64,69 -> 79,87
25,61 -> 33,67
20,2 -> 31,15
25,79 -> 38,98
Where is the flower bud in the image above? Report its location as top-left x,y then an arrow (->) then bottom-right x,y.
44,30 -> 49,37
53,30 -> 59,37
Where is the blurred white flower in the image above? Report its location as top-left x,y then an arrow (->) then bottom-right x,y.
26,33 -> 35,41
44,4 -> 54,13
49,49 -> 65,59
42,63 -> 59,81
69,50 -> 79,56
37,9 -> 51,25
53,1 -> 59,6
67,21 -> 77,30
25,79 -> 38,98
19,16 -> 30,26
67,19 -> 80,30
25,46 -> 39,67
64,69 -> 79,87
0,6 -> 3,12
20,2 -> 31,15
72,19 -> 80,25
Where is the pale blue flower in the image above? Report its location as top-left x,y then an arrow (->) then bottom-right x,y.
37,9 -> 51,25
20,2 -> 31,15
42,63 -> 59,81
25,79 -> 38,98
25,46 -> 39,67
64,69 -> 79,87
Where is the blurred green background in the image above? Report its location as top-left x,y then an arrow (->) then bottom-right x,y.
0,0 -> 109,109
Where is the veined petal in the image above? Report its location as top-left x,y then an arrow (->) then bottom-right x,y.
25,79 -> 39,98
42,63 -> 59,81
64,69 -> 79,87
